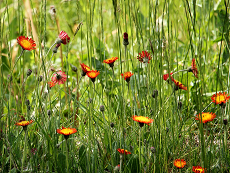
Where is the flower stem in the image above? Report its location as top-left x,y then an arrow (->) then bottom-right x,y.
21,129 -> 27,172
45,42 -> 57,57
66,139 -> 69,172
12,49 -> 24,74
202,101 -> 213,112
119,154 -> 123,172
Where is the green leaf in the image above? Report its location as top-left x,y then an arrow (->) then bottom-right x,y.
79,144 -> 87,173
58,153 -> 66,172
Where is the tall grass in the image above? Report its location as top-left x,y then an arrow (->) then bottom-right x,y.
0,0 -> 229,172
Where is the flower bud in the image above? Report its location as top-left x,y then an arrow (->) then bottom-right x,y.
52,43 -> 61,53
70,63 -> 78,72
47,110 -> 52,116
178,101 -> 182,109
25,99 -> 30,106
27,69 -> 32,77
123,32 -> 129,46
38,76 -> 43,82
100,105 -> 105,112
110,122 -> 114,128
150,147 -> 156,153
152,90 -> 158,98
223,119 -> 228,125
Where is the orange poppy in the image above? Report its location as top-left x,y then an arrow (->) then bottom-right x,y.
192,166 -> 206,173
172,78 -> 187,91
17,36 -> 36,51
121,72 -> 133,82
103,57 -> 118,68
57,126 -> 77,136
211,92 -> 230,105
174,159 -> 186,169
117,148 -> 131,155
195,112 -> 216,123
132,115 -> 153,127
15,120 -> 33,126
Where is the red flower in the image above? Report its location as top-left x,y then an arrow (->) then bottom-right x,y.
172,78 -> 187,90
137,51 -> 152,63
121,72 -> 133,82
17,36 -> 36,51
117,148 -> 131,155
58,31 -> 70,45
57,126 -> 77,140
86,70 -> 100,83
15,120 -> 33,126
80,63 -> 91,76
188,58 -> 198,78
192,166 -> 206,173
51,70 -> 67,85
163,72 -> 173,81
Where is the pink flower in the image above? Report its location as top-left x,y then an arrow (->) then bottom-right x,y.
57,31 -> 70,45
163,72 -> 173,81
51,70 -> 67,85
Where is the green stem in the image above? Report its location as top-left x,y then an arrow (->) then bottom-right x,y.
66,139 -> 69,172
21,129 -> 27,173
119,154 -> 123,173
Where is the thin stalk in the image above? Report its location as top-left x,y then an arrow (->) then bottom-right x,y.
66,139 -> 69,172
21,129 -> 28,172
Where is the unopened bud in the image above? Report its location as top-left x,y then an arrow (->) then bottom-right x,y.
152,90 -> 158,98
223,119 -> 228,125
100,105 -> 105,112
25,99 -> 30,106
47,110 -> 52,116
52,43 -> 61,53
110,122 -> 114,128
70,63 -> 78,72
150,147 -> 156,153
123,32 -> 129,46
38,76 -> 43,82
27,69 -> 32,77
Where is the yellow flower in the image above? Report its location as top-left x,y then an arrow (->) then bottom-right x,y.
211,92 -> 230,105
195,112 -> 216,123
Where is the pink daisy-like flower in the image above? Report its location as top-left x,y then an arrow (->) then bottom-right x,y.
188,58 -> 198,78
57,31 -> 70,45
51,70 -> 67,85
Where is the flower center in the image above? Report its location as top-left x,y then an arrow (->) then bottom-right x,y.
21,40 -> 31,49
56,73 -> 62,80
216,95 -> 225,102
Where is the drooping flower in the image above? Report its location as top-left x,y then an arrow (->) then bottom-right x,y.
192,166 -> 206,173
56,31 -> 70,45
80,63 -> 91,76
188,58 -> 198,78
17,36 -> 36,51
163,72 -> 173,81
123,32 -> 129,46
172,78 -> 187,91
121,72 -> 133,82
132,115 -> 153,127
57,126 -> 77,140
48,81 -> 56,88
117,148 -> 131,155
103,57 -> 118,68
174,159 -> 186,169
51,70 -> 67,85
195,112 -> 216,123
15,120 -> 33,126
211,92 -> 230,105
86,70 -> 100,83
137,51 -> 152,64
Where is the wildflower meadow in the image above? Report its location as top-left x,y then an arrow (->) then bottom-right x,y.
0,0 -> 230,172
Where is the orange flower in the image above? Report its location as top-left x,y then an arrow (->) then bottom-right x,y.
48,81 -> 56,88
103,57 -> 118,68
17,36 -> 36,51
211,92 -> 230,105
172,78 -> 187,91
132,115 -> 153,127
86,70 -> 100,83
80,63 -> 91,76
117,148 -> 131,155
137,51 -> 152,63
188,58 -> 198,78
51,70 -> 67,85
15,120 -> 33,126
121,72 -> 133,82
57,126 -> 77,139
192,166 -> 206,173
174,159 -> 186,169
195,112 -> 216,123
